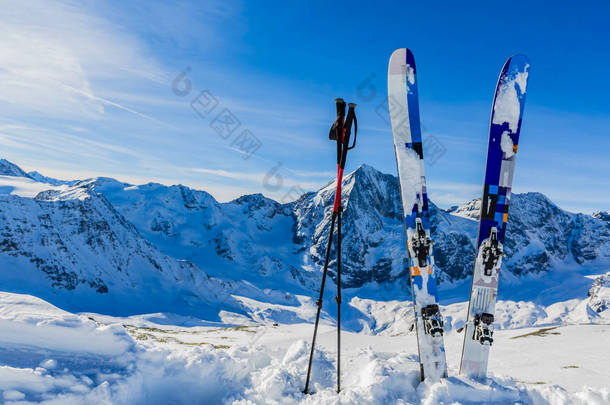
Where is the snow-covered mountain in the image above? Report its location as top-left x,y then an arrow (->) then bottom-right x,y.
60,164 -> 480,293
82,177 -> 305,294
0,175 -> 240,318
453,193 -> 610,275
292,165 -> 478,287
0,159 -> 608,317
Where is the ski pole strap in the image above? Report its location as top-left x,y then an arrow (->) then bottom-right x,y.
329,98 -> 346,165
345,103 -> 357,151
339,103 -> 357,169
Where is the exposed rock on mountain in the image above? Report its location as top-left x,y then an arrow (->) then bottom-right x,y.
589,272 -> 610,313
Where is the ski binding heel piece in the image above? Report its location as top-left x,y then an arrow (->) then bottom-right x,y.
422,304 -> 444,337
473,312 -> 494,345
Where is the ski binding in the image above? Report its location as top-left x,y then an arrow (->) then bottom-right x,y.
473,312 -> 494,345
478,227 -> 505,282
410,217 -> 433,268
422,304 -> 444,337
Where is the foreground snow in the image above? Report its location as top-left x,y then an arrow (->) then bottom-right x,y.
1,292 -> 608,404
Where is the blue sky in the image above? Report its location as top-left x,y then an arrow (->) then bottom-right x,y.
0,1 -> 608,213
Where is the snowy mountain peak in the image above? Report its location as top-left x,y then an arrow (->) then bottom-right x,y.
344,163 -> 393,185
0,158 -> 31,178
450,198 -> 480,220
232,192 -> 277,207
352,163 -> 382,177
85,177 -> 132,191
34,177 -> 128,202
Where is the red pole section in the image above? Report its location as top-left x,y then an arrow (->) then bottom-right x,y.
332,128 -> 347,212
332,165 -> 344,212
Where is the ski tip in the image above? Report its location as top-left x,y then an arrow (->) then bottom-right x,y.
389,48 -> 406,74
390,48 -> 407,60
505,54 -> 530,71
389,48 -> 416,74
496,54 -> 530,88
508,53 -> 530,63
406,49 -> 416,72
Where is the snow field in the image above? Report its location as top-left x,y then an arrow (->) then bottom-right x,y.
1,291 -> 609,404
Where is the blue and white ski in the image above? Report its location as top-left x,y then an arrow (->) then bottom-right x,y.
460,55 -> 531,378
388,48 -> 447,382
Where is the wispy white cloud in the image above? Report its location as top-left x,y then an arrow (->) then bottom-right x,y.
187,167 -> 266,183
186,167 -> 324,190
0,0 -> 166,119
283,168 -> 336,178
430,181 -> 481,192
0,122 -> 136,156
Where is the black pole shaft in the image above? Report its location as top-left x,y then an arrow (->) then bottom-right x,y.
336,207 -> 342,393
304,211 -> 337,394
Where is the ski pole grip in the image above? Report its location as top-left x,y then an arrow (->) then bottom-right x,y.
329,98 -> 345,141
335,98 -> 346,118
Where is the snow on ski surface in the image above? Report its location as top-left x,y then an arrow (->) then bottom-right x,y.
500,132 -> 515,158
492,63 -> 529,131
395,149 -> 424,217
1,162 -> 609,403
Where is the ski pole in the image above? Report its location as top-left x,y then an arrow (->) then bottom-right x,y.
304,99 -> 357,395
303,98 -> 345,395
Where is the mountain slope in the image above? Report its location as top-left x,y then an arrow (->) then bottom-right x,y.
87,178 -> 308,295
0,180 -> 234,317
0,158 -> 31,178
453,193 -> 610,275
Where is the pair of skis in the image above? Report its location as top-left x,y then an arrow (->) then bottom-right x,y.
388,49 -> 530,381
